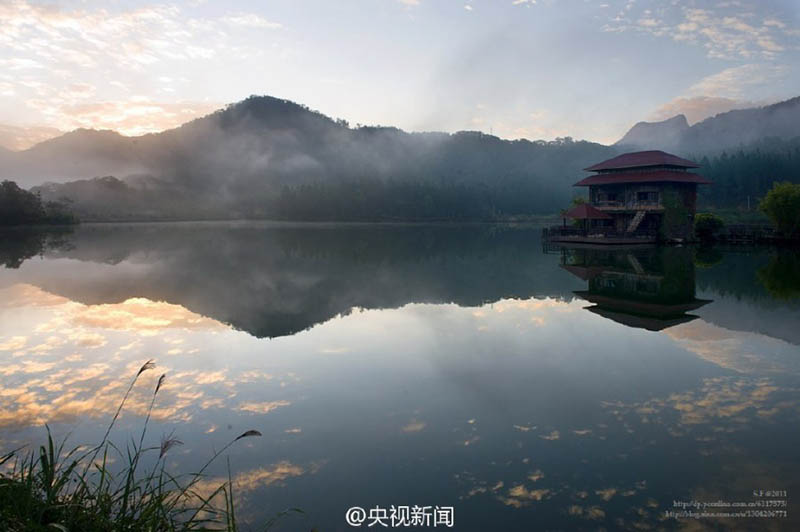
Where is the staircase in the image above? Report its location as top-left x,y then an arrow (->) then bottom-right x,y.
627,210 -> 646,233
626,254 -> 645,275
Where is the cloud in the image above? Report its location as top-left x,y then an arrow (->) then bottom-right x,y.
24,99 -> 222,137
68,296 -> 227,333
596,487 -> 617,501
402,420 -> 426,432
0,336 -> 27,351
223,13 -> 282,29
604,2 -> 796,60
0,2 -> 274,134
648,63 -> 787,125
237,400 -> 291,414
499,485 -> 551,507
539,430 -> 560,440
648,96 -> 753,124
686,64 -> 787,99
192,461 -> 320,508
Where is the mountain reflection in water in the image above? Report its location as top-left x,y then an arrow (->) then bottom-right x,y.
1,223 -> 799,531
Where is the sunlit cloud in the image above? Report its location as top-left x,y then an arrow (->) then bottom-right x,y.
192,460 -> 319,505
0,336 -> 27,351
648,96 -> 754,124
602,376 -> 798,437
69,296 -> 227,333
666,319 -> 800,375
0,123 -> 63,150
567,505 -> 606,520
595,487 -> 617,501
0,283 -> 295,430
539,430 -> 560,440
23,99 -> 222,137
402,420 -> 426,432
500,485 -> 551,507
237,400 -> 291,414
527,469 -> 544,482
0,1 -> 268,136
647,63 -> 787,124
685,64 -> 788,99
604,2 -> 797,60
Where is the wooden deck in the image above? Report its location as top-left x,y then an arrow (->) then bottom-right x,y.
546,234 -> 656,245
542,226 -> 657,245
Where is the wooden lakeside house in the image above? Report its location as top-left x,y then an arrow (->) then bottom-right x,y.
546,150 -> 712,244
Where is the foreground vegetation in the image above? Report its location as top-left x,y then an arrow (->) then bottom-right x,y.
0,361 -> 299,531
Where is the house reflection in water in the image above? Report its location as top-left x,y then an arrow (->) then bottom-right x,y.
558,246 -> 712,331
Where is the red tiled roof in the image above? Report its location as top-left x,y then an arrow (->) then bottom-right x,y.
574,170 -> 712,187
584,150 -> 700,171
563,203 -> 613,219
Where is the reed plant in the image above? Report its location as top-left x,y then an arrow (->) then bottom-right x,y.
0,360 -> 302,531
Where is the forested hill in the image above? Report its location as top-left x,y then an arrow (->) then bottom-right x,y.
6,94 -> 800,220
21,96 -> 614,221
694,137 -> 800,208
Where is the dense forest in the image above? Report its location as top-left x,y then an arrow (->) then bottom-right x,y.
0,180 -> 76,226
694,137 -> 800,208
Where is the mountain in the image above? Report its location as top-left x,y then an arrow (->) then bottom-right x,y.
4,129 -> 142,184
684,96 -> 800,152
615,114 -> 689,151
13,95 -> 615,221
617,96 -> 800,152
8,93 -> 800,220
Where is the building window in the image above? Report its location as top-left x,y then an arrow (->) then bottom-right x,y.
598,192 -> 617,203
637,191 -> 658,204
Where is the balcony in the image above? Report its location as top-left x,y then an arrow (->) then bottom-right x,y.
592,200 -> 663,212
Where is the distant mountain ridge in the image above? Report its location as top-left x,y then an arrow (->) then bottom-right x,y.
616,96 -> 800,152
9,95 -> 614,220
615,114 -> 690,150
2,93 -> 799,220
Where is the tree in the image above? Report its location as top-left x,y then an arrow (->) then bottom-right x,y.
660,189 -> 689,240
759,181 -> 800,237
694,213 -> 724,241
0,180 -> 77,225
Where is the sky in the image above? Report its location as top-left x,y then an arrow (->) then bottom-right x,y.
0,0 -> 798,149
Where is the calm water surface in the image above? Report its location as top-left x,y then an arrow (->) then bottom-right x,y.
1,223 -> 799,531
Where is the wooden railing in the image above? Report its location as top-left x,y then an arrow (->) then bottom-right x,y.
543,226 -> 658,240
593,201 -> 663,210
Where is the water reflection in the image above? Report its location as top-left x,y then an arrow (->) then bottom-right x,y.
1,224 -> 799,530
0,223 -> 584,338
0,227 -> 73,268
758,250 -> 800,301
558,246 -> 712,331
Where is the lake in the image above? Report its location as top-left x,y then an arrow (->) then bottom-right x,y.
1,223 -> 799,531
